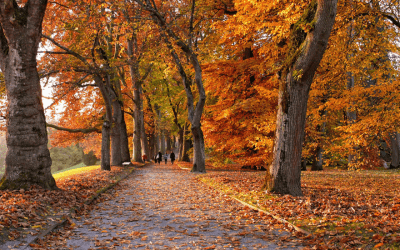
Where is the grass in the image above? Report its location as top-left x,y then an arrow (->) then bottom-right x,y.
52,165 -> 100,180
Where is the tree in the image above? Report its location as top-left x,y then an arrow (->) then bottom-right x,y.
0,0 -> 57,190
264,0 -> 338,196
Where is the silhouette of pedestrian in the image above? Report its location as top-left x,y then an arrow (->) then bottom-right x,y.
170,152 -> 175,165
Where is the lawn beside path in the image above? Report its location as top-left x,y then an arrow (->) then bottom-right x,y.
28,163 -> 303,250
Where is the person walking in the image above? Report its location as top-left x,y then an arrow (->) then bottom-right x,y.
163,152 -> 168,164
170,152 -> 175,165
157,152 -> 162,164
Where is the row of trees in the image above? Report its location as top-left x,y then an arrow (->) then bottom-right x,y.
0,0 -> 399,196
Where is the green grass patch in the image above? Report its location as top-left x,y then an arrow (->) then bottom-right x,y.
52,162 -> 87,174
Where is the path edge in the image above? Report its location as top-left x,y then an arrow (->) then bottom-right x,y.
178,164 -> 313,237
24,162 -> 151,249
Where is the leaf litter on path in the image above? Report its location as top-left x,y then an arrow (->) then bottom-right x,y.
29,163 -> 303,250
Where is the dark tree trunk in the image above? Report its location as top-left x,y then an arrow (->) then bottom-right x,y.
311,146 -> 323,171
300,160 -> 307,171
178,127 -> 184,160
120,112 -> 131,163
166,135 -> 172,152
181,125 -> 191,162
101,121 -> 111,171
191,125 -> 205,172
379,138 -> 391,163
94,75 -> 113,171
111,99 -> 123,165
0,0 -> 57,190
264,0 -> 338,196
132,107 -> 143,162
390,132 -> 400,169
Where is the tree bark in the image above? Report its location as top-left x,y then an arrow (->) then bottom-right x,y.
94,75 -> 113,171
127,39 -> 143,162
111,98 -> 123,165
0,0 -> 57,190
390,132 -> 400,169
178,128 -> 184,160
120,112 -> 131,162
311,146 -> 323,171
140,105 -> 150,159
101,121 -> 111,171
166,134 -> 172,152
181,124 -> 191,162
264,0 -> 338,196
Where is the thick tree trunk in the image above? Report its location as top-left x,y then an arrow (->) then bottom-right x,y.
111,100 -> 123,165
131,79 -> 142,162
94,75 -> 113,171
191,125 -> 206,172
132,109 -> 142,162
127,38 -> 146,163
311,146 -> 323,171
120,113 -> 131,163
181,125 -> 191,162
101,121 -> 111,171
264,0 -> 338,196
390,132 -> 400,169
0,0 -> 57,190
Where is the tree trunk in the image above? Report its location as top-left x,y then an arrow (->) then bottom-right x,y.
140,106 -> 150,160
390,132 -> 400,169
120,112 -> 131,163
132,109 -> 142,162
101,121 -> 111,171
178,127 -> 184,160
111,99 -> 123,165
181,125 -> 191,162
191,125 -> 206,172
94,75 -> 113,171
0,0 -> 57,190
166,135 -> 172,152
311,146 -> 323,171
264,0 -> 338,196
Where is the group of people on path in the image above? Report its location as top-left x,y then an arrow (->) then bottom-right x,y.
154,151 -> 175,165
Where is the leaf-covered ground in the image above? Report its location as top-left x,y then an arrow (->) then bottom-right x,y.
195,165 -> 400,249
28,163 -> 303,250
0,165 -> 137,244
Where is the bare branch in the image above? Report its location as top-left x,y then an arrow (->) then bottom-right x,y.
46,123 -> 101,133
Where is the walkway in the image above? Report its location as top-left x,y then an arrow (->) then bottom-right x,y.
31,163 -> 302,249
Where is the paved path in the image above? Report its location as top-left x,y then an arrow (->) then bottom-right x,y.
31,164 -> 302,249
